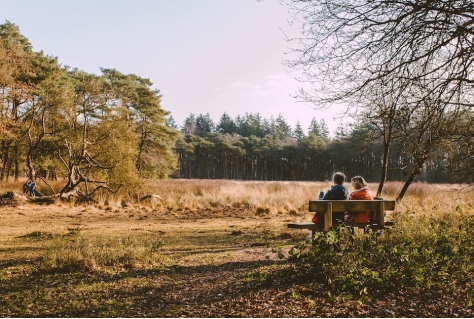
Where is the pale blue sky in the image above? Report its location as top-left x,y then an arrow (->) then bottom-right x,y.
1,0 -> 347,134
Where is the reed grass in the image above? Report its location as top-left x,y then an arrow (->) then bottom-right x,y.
138,179 -> 474,220
3,178 -> 474,217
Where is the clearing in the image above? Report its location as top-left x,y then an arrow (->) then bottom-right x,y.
0,197 -> 471,317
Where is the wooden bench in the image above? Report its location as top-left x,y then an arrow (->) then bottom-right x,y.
288,200 -> 396,240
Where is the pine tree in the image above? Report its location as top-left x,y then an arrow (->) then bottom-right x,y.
319,119 -> 330,139
293,121 -> 306,141
195,113 -> 215,136
165,115 -> 178,129
216,112 -> 237,134
182,114 -> 197,134
308,117 -> 321,136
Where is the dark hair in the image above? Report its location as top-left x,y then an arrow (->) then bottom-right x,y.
333,172 -> 345,185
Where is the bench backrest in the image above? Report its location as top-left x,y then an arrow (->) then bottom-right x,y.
308,200 -> 396,231
309,200 -> 396,212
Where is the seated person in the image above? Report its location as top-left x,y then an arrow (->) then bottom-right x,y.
26,179 -> 36,197
312,172 -> 349,223
344,176 -> 374,223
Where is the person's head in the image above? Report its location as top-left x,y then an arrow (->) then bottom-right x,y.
332,172 -> 346,185
351,176 -> 367,190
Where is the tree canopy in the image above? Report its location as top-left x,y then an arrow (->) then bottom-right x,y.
279,0 -> 474,198
171,111 -> 464,200
3,15 -> 474,202
0,21 -> 178,198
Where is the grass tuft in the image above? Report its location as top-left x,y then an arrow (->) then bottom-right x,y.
18,231 -> 53,239
40,233 -> 164,272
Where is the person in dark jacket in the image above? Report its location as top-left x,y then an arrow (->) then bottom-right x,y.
26,179 -> 36,197
312,172 -> 349,223
322,172 -> 350,201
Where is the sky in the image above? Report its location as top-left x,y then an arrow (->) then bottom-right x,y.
1,0 -> 349,135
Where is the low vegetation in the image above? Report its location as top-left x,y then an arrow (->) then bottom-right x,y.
286,211 -> 474,293
0,179 -> 473,317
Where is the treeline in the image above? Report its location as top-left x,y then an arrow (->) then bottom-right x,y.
0,22 -> 177,196
168,112 -> 456,183
3,19 -> 473,201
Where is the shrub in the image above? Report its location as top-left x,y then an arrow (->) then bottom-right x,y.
287,211 -> 474,295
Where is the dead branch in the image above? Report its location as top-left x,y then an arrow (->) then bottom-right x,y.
36,176 -> 56,194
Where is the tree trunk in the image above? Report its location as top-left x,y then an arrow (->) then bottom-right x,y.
377,142 -> 390,197
396,170 -> 417,202
14,157 -> 19,182
396,157 -> 426,202
60,164 -> 82,195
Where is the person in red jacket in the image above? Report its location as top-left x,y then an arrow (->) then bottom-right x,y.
344,176 -> 373,223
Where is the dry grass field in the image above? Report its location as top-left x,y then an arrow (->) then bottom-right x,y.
0,179 -> 473,317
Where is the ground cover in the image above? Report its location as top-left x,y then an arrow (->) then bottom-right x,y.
0,180 -> 473,317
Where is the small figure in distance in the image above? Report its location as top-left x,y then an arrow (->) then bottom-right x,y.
26,178 -> 36,197
312,172 -> 349,223
344,176 -> 374,223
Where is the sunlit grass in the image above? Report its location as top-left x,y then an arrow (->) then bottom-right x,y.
40,233 -> 164,272
1,178 -> 474,316
6,178 -> 473,220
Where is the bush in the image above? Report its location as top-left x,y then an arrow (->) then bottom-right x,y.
287,211 -> 474,295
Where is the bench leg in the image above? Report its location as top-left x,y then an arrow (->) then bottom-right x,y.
311,229 -> 315,242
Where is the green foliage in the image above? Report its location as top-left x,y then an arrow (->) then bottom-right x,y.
287,211 -> 474,295
216,112 -> 237,134
102,68 -> 178,179
0,22 -> 178,195
97,118 -> 140,188
173,110 -> 464,183
236,269 -> 274,289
